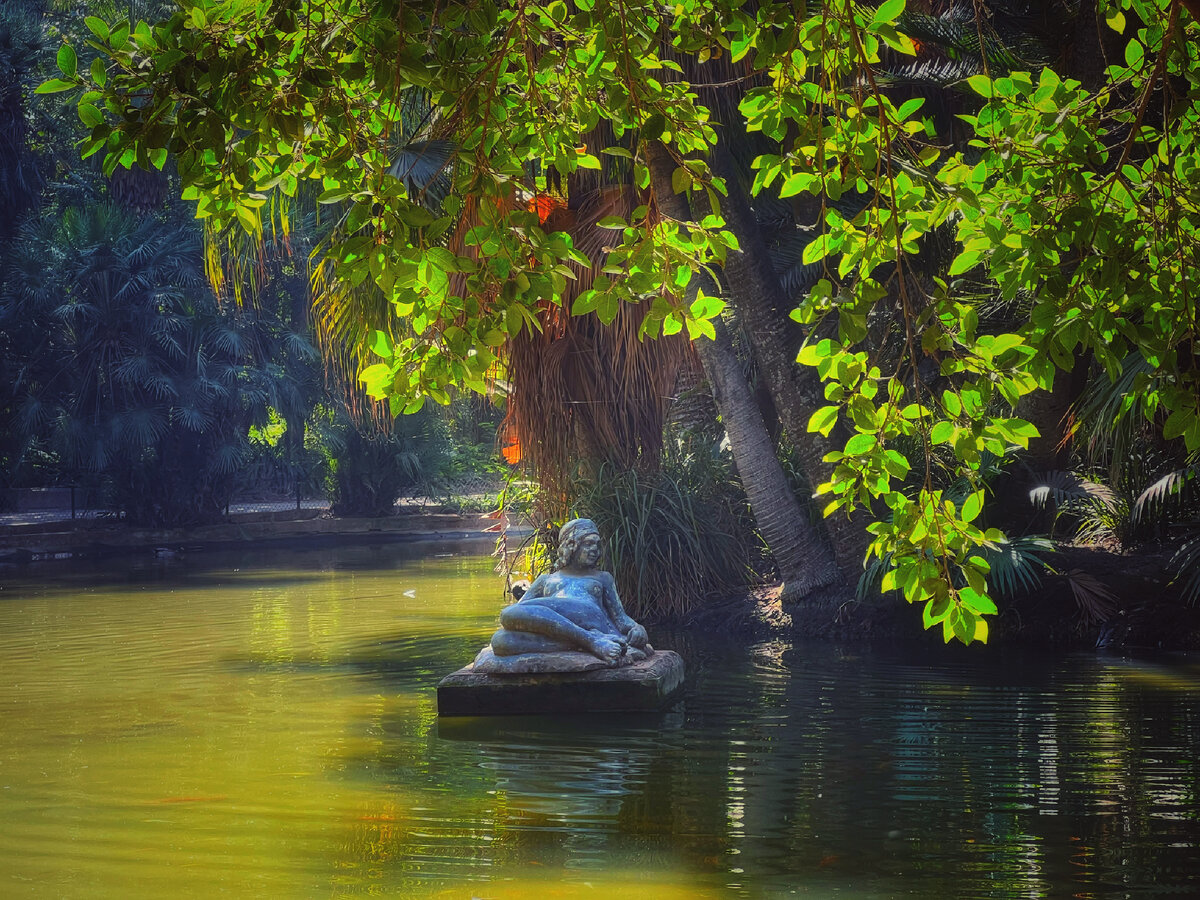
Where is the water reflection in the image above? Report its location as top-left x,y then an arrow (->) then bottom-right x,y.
1,544 -> 1200,898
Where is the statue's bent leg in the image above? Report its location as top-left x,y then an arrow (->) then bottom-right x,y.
490,628 -> 575,657
498,603 -> 626,662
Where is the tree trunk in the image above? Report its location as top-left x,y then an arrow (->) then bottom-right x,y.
647,142 -> 841,601
705,142 -> 872,582
695,317 -> 842,599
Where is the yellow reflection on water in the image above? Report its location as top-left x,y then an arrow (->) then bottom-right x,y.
3,547 -> 658,898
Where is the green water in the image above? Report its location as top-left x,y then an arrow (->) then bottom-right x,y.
2,539 -> 1199,898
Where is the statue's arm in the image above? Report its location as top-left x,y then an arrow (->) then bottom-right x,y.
600,572 -> 645,639
519,573 -> 550,602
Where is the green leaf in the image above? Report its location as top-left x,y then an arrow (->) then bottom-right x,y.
57,44 -> 78,79
35,78 -> 77,94
642,113 -> 666,141
960,490 -> 983,523
572,290 -> 601,315
359,363 -> 392,397
779,172 -> 817,198
685,316 -> 716,341
84,16 -> 109,41
317,187 -> 354,204
942,391 -> 962,417
78,103 -> 104,127
808,405 -> 839,436
895,97 -> 925,121
368,330 -> 393,359
883,450 -> 910,478
1124,39 -> 1144,69
965,75 -> 993,98
948,249 -> 982,276
1163,408 -> 1195,441
844,433 -> 878,455
872,0 -> 905,25
959,587 -> 998,616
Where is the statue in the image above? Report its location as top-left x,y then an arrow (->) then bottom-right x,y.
472,518 -> 653,675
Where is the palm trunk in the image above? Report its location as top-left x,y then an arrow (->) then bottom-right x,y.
695,317 -> 841,599
705,142 -> 872,583
647,142 -> 840,601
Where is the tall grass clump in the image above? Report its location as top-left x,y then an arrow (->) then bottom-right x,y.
511,441 -> 767,622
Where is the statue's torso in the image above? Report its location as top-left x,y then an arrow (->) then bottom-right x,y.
519,571 -> 618,634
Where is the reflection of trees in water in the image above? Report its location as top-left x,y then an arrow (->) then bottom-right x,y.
328,694 -> 691,885
328,631 -> 1200,895
701,645 -> 1200,895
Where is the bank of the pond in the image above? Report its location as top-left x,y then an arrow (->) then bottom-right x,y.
5,511 -> 1196,653
0,508 -> 530,567
687,541 -> 1200,653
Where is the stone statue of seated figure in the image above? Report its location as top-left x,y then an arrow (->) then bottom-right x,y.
472,518 -> 653,675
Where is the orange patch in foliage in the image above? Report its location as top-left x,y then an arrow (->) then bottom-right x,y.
529,193 -> 565,224
501,436 -> 523,464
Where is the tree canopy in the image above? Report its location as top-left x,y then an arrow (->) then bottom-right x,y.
45,0 -> 1200,641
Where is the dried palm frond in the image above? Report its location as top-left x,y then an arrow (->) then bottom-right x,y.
501,186 -> 692,512
1063,567 -> 1119,624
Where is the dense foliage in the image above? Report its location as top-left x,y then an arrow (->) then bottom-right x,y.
0,1 -> 498,525
35,0 -> 1200,637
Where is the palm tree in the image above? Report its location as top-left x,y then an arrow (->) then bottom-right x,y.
2,203 -> 294,525
0,1 -> 43,248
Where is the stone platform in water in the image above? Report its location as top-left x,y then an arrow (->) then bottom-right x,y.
436,649 -> 685,716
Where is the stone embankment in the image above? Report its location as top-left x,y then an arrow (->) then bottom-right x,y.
0,507 -> 525,566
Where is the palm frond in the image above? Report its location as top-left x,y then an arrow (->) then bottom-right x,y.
502,185 -> 692,506
1170,537 -> 1200,606
1029,470 -> 1114,509
208,442 -> 248,476
1070,354 -> 1158,480
857,550 -> 893,601
175,405 -> 212,432
284,329 -> 319,362
875,56 -> 985,88
1133,464 -> 1200,525
387,139 -> 456,211
206,323 -> 247,358
117,408 -> 170,446
896,8 -> 1049,71
980,535 -> 1055,598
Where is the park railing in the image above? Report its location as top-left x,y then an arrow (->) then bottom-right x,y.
0,485 -> 115,523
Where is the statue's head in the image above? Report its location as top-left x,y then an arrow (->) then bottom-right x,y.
557,518 -> 600,568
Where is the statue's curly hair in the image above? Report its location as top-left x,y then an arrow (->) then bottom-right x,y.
557,518 -> 599,568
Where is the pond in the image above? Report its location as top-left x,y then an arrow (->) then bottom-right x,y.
1,539 -> 1199,898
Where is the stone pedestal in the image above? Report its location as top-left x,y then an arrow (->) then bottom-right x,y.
436,649 -> 685,717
